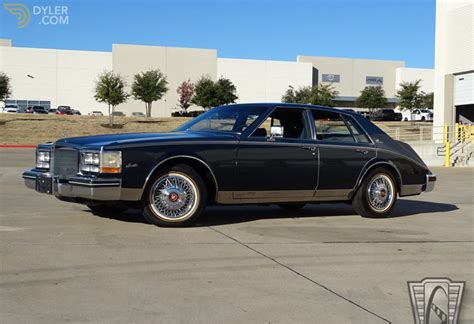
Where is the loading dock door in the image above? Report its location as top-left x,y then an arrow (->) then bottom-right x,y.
454,72 -> 474,123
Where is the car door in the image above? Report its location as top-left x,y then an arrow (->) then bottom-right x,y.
311,110 -> 376,200
234,107 -> 318,200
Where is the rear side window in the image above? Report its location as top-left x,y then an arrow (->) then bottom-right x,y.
344,117 -> 371,143
311,110 -> 355,143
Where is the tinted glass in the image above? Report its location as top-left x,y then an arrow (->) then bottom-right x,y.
344,117 -> 371,143
252,107 -> 309,139
177,106 -> 264,133
311,110 -> 355,143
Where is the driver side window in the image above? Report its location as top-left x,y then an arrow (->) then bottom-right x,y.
251,108 -> 309,140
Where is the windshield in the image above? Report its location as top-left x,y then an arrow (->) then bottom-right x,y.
176,105 -> 267,133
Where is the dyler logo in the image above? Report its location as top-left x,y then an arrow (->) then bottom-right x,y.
408,278 -> 465,324
3,3 -> 31,28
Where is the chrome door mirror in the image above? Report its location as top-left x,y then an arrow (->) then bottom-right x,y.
269,126 -> 284,140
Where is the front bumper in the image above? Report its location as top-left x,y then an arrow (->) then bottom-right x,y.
22,169 -> 122,201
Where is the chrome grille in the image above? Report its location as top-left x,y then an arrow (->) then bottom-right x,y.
53,147 -> 79,179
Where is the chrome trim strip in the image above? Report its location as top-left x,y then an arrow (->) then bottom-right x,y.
142,155 -> 219,201
233,190 -> 315,199
216,189 -> 351,204
68,181 -> 120,187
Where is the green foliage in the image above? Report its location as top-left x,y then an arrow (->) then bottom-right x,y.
396,80 -> 424,111
132,69 -> 169,117
94,70 -> 129,126
356,86 -> 387,116
0,71 -> 12,102
396,80 -> 424,125
281,86 -> 312,104
421,92 -> 434,110
176,79 -> 195,112
281,83 -> 338,107
191,76 -> 238,110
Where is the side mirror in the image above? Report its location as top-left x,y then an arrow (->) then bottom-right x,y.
269,126 -> 284,139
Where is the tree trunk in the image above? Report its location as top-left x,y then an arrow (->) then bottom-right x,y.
108,104 -> 112,126
148,102 -> 152,118
410,109 -> 414,126
110,105 -> 115,126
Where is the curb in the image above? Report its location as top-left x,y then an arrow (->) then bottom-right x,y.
0,145 -> 36,148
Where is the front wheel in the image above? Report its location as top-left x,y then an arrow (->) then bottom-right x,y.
352,168 -> 398,218
142,164 -> 207,227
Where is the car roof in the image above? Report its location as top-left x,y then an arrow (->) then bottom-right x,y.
221,103 -> 359,116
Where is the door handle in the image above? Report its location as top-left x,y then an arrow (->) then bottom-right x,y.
355,149 -> 369,155
301,146 -> 317,152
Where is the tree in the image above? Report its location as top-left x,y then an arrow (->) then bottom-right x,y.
94,71 -> 129,126
192,76 -> 238,110
396,80 -> 424,124
308,83 -> 339,107
281,83 -> 338,106
356,86 -> 387,117
281,86 -> 312,104
176,79 -> 195,113
421,92 -> 434,110
215,77 -> 238,105
132,69 -> 168,117
0,72 -> 12,103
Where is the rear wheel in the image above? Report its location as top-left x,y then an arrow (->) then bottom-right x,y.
142,164 -> 207,227
352,168 -> 397,218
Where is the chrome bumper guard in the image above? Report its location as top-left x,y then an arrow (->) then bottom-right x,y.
22,169 -> 122,201
423,174 -> 436,193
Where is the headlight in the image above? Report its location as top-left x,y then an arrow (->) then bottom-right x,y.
100,151 -> 122,173
81,151 -> 121,173
36,150 -> 50,169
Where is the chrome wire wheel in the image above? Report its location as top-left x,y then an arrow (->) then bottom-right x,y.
367,174 -> 395,213
149,172 -> 199,222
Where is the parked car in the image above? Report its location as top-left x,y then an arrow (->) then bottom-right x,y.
26,106 -> 48,114
88,111 -> 104,116
401,109 -> 433,122
112,111 -> 126,117
3,104 -> 20,113
56,106 -> 74,115
131,112 -> 145,117
22,103 -> 436,227
371,109 -> 402,121
48,108 -> 57,114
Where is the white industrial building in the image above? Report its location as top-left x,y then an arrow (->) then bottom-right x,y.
433,0 -> 473,141
1,38 -> 435,117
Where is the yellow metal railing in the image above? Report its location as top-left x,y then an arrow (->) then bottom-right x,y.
443,123 -> 474,167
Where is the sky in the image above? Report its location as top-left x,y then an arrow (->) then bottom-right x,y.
0,0 -> 436,68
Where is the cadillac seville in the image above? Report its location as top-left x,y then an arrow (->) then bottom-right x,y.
22,103 -> 436,227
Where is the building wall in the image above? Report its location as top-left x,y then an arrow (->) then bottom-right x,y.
112,44 -> 217,117
217,58 -> 313,103
434,0 -> 474,140
395,68 -> 435,93
297,55 -> 405,99
0,44 -> 112,113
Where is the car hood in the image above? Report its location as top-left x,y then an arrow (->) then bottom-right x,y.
55,131 -> 239,149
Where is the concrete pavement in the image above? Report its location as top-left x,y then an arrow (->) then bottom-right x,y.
1,149 -> 473,323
